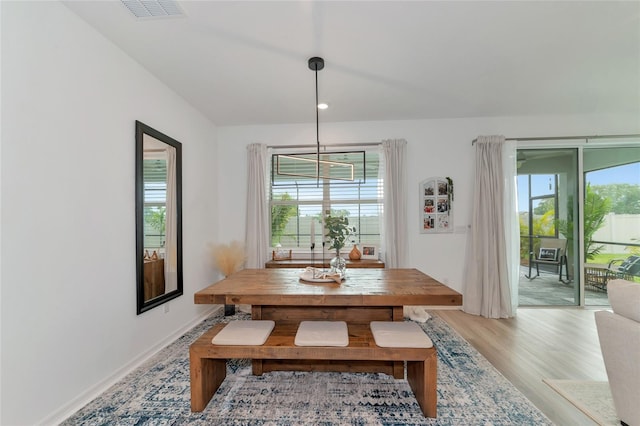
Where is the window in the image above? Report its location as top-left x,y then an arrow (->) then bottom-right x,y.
143,157 -> 167,250
270,149 -> 382,251
518,172 -> 560,241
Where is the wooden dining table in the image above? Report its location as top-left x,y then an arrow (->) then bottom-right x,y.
194,268 -> 462,375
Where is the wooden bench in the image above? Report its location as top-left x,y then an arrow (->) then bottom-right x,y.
189,321 -> 437,417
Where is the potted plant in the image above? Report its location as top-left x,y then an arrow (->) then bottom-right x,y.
324,214 -> 356,274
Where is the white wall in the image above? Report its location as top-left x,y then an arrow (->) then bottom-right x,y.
1,2 -> 639,425
217,114 -> 639,291
1,2 -> 218,424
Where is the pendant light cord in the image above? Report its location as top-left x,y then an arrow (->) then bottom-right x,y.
308,56 -> 324,187
315,67 -> 320,186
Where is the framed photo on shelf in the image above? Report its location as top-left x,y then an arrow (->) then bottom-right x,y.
361,245 -> 378,260
420,177 -> 453,234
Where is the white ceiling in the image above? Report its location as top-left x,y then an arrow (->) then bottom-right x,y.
63,1 -> 640,126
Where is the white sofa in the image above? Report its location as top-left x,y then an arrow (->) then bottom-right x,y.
595,279 -> 640,426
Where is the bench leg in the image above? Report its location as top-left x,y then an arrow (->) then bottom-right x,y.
407,351 -> 437,418
252,360 -> 264,376
190,355 -> 226,412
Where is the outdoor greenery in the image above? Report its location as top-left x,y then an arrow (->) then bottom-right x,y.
522,183 -> 629,261
557,184 -> 611,260
519,209 -> 555,260
534,183 -> 640,215
590,253 -> 634,265
592,183 -> 640,214
532,199 -> 553,215
145,206 -> 166,236
271,193 -> 297,246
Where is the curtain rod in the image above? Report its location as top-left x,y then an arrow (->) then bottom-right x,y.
471,133 -> 640,145
267,142 -> 381,149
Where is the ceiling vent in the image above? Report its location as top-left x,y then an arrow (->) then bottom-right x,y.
121,0 -> 185,19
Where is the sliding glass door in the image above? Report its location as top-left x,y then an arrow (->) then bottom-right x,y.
517,141 -> 640,307
517,149 -> 580,306
583,146 -> 640,305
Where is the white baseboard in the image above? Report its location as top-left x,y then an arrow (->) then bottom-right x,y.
40,306 -> 221,425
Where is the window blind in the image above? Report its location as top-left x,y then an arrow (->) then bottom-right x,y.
270,150 -> 382,249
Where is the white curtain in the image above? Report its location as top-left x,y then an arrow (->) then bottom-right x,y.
381,139 -> 408,268
463,135 -> 517,318
164,147 -> 178,292
245,143 -> 271,268
503,141 -> 519,312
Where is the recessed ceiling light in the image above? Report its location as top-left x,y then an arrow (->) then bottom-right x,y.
317,103 -> 329,110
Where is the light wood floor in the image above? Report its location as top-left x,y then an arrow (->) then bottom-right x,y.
434,308 -> 609,426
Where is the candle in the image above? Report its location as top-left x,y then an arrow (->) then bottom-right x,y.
310,219 -> 316,245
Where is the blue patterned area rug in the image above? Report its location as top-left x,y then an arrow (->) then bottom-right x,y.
63,312 -> 552,425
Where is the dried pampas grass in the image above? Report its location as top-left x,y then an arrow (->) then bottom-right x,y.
212,241 -> 246,277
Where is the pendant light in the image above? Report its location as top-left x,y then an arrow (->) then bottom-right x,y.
274,57 -> 354,182
308,56 -> 324,185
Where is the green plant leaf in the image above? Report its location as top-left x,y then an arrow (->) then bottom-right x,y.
324,214 -> 355,252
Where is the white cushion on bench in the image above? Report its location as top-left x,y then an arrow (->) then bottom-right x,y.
211,320 -> 275,345
294,321 -> 349,346
370,321 -> 433,348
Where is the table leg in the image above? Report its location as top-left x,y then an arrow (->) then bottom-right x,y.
251,305 -> 264,374
392,305 -> 404,320
251,305 -> 263,319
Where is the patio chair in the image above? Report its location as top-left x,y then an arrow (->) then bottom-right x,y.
526,237 -> 569,283
585,255 -> 640,293
609,255 -> 640,278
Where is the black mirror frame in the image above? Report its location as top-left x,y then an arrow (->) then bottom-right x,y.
135,120 -> 183,315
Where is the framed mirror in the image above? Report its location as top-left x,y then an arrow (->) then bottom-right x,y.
135,121 -> 183,314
